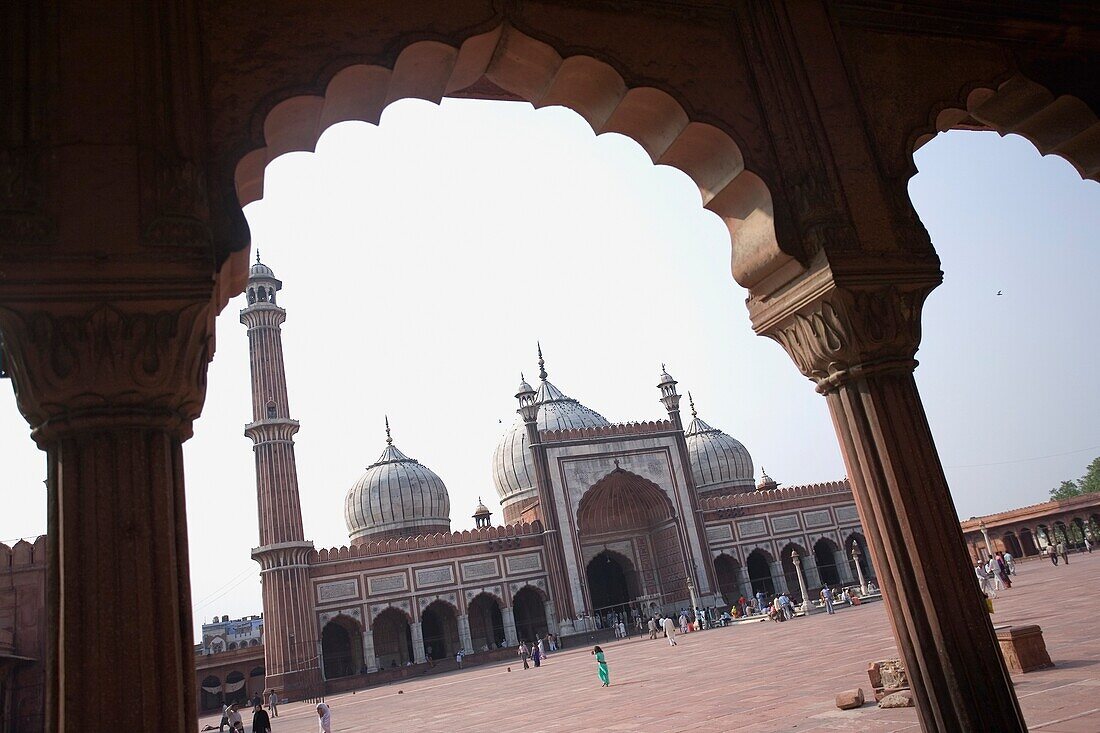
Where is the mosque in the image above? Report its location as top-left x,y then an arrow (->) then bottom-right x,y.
241,257 -> 875,699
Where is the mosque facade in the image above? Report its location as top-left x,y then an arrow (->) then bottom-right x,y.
241,259 -> 876,699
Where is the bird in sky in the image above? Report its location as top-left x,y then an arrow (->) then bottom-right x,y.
996,290 -> 1003,296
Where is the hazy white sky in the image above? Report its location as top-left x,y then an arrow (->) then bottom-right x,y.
1,99 -> 1097,640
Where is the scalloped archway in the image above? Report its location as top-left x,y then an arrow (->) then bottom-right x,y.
230,25 -> 791,302
915,75 -> 1100,183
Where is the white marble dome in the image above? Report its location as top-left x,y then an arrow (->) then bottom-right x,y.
684,395 -> 755,493
493,369 -> 609,508
345,422 -> 451,543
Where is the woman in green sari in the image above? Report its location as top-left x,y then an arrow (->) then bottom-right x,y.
592,645 -> 609,687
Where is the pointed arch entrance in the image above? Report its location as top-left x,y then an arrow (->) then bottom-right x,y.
467,593 -> 505,651
577,466 -> 689,614
713,554 -> 742,602
512,585 -> 549,643
746,549 -> 775,597
813,538 -> 842,587
421,600 -> 460,661
372,607 -> 413,669
321,615 -> 363,679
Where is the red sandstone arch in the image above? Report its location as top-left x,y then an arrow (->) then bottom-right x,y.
228,25 -> 789,305
577,468 -> 675,535
914,75 -> 1100,183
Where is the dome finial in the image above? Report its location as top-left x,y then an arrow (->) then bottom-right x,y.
384,415 -> 393,445
255,248 -> 261,264
537,342 -> 547,381
688,390 -> 698,419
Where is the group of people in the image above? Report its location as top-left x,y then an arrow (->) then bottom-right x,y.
1046,538 -> 1092,565
516,635 -> 554,669
974,550 -> 1015,598
216,689 -> 279,733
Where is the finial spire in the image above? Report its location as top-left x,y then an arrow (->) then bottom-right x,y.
384,415 -> 393,445
537,342 -> 547,381
661,362 -> 667,373
255,248 -> 261,264
688,390 -> 698,418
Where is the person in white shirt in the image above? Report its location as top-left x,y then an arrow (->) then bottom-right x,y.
316,703 -> 332,733
975,562 -> 995,598
986,556 -> 1005,591
662,616 -> 678,645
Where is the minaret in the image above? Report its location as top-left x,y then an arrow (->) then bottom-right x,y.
240,253 -> 318,698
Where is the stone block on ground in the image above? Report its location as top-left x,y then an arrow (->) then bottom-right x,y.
996,624 -> 1055,673
878,690 -> 915,708
835,688 -> 865,710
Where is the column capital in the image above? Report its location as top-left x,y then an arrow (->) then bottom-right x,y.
748,255 -> 942,394
0,298 -> 215,442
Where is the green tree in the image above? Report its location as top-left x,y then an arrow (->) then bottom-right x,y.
1079,456 -> 1100,495
1049,456 -> 1100,500
1050,480 -> 1081,501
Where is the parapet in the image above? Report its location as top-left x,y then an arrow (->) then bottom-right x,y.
311,520 -> 544,562
540,419 -> 675,442
0,536 -> 47,571
701,480 -> 852,511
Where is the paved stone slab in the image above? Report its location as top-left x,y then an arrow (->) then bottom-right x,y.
202,554 -> 1100,731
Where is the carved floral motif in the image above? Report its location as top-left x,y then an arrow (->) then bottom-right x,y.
0,301 -> 214,436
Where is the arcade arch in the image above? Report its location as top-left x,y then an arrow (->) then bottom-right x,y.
199,675 -> 222,712
467,593 -> 506,651
321,615 -> 363,679
745,549 -> 775,597
223,671 -> 247,707
372,608 -> 413,669
421,600 -> 461,661
713,554 -> 742,603
813,538 -> 842,587
779,542 -> 808,601
512,585 -> 549,643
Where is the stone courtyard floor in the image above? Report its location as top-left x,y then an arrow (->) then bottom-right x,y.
201,553 -> 1100,732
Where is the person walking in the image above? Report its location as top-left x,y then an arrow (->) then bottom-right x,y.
986,556 -> 1005,592
662,615 -> 678,646
519,641 -> 530,669
316,702 -> 333,733
1003,551 -> 1016,575
251,703 -> 272,733
995,553 -> 1012,589
226,705 -> 244,733
821,586 -> 835,614
593,645 -> 610,687
975,562 -> 995,598
648,617 -> 657,640
537,636 -> 547,660
219,703 -> 231,732
267,689 -> 279,718
617,620 -> 626,639
1049,545 -> 1059,565
455,650 -> 464,669
532,642 -> 542,667
1058,541 -> 1070,564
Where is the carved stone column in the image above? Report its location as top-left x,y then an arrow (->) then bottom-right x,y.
501,607 -> 519,647
410,622 -> 426,664
0,299 -> 214,733
834,550 -> 855,584
361,627 -> 378,673
735,567 -> 753,601
768,561 -> 785,594
750,259 -> 1025,732
457,614 -> 473,654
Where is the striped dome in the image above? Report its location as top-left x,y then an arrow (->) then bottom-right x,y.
345,422 -> 451,543
684,396 -> 754,494
493,372 -> 609,508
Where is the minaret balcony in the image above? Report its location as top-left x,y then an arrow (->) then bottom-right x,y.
244,417 -> 301,443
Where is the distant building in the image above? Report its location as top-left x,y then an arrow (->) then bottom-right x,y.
239,258 -> 879,702
199,614 -> 264,655
960,494 -> 1100,563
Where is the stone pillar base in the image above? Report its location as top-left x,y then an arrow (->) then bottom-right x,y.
996,625 -> 1054,673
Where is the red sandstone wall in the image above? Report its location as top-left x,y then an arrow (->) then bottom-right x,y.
0,537 -> 47,733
